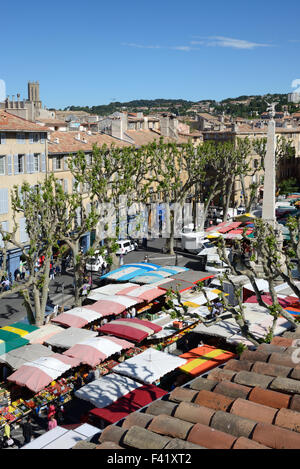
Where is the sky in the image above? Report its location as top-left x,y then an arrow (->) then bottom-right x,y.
2,0 -> 300,109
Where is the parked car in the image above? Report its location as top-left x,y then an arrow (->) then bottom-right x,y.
116,239 -> 137,255
86,254 -> 107,272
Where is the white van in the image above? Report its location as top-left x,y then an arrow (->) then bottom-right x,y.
86,253 -> 107,272
181,232 -> 214,253
116,239 -> 137,255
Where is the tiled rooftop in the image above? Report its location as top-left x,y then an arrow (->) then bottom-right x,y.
0,110 -> 49,132
48,130 -> 131,154
82,329 -> 300,449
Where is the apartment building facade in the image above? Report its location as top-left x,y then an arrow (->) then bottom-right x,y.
0,110 -> 48,274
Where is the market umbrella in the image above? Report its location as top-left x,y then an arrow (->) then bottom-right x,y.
7,354 -> 81,393
63,336 -> 134,367
179,345 -> 236,377
1,322 -> 39,337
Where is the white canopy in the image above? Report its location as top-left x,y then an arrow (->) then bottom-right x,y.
87,293 -> 140,307
45,327 -> 98,350
21,424 -> 100,450
25,324 -> 64,345
0,343 -> 53,370
75,374 -> 142,408
112,348 -> 187,384
90,283 -> 137,296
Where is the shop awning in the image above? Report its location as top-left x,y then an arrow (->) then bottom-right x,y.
1,322 -> 39,337
244,294 -> 291,308
206,221 -> 228,232
89,283 -> 137,296
217,222 -> 242,234
101,265 -> 158,281
179,345 -> 236,377
63,336 -> 134,367
180,288 -> 222,308
25,324 -> 64,345
131,272 -> 169,284
116,285 -> 166,302
0,330 -> 29,355
87,292 -> 142,306
51,306 -> 107,328
7,354 -> 81,393
84,296 -> 142,318
171,270 -> 214,284
99,318 -> 162,343
22,424 -> 100,450
157,278 -> 195,293
113,348 -> 187,384
75,374 -> 142,408
44,327 -> 98,350
89,384 -> 168,424
284,307 -> 300,317
0,343 -> 53,370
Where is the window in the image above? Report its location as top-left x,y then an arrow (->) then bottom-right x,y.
33,154 -> 40,172
0,133 -> 6,144
55,156 -> 63,170
16,133 -> 25,144
33,133 -> 39,143
18,154 -> 24,173
0,156 -> 5,175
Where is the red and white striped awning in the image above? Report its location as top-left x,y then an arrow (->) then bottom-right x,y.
7,354 -> 80,393
51,306 -> 106,328
63,336 -> 134,367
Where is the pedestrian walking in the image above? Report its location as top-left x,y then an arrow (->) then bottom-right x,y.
49,265 -> 55,281
14,268 -> 20,282
56,406 -> 65,425
55,265 -> 61,276
119,253 -> 124,266
21,417 -> 33,445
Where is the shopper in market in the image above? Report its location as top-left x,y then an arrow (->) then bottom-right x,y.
21,417 -> 33,445
47,415 -> 58,431
47,403 -> 56,421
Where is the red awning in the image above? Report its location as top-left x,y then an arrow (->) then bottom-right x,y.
217,222 -> 241,233
89,384 -> 168,424
244,294 -> 291,308
99,318 -> 162,343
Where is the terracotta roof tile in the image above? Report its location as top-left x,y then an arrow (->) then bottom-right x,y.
257,343 -> 287,354
233,370 -> 274,388
147,414 -> 194,440
168,387 -> 198,403
121,411 -> 154,429
230,398 -> 277,424
48,130 -> 130,154
210,410 -> 257,439
194,390 -> 235,412
274,407 -> 300,432
252,422 -> 300,449
223,359 -> 253,372
289,394 -> 300,412
98,425 -> 127,445
232,436 -> 271,449
269,376 -> 300,394
123,425 -> 172,449
268,352 -> 297,368
248,386 -> 291,409
187,422 -> 237,449
271,336 -> 295,347
251,361 -> 292,378
189,376 -> 218,391
213,381 -> 252,400
145,400 -> 177,416
96,441 -> 124,449
206,368 -> 236,383
240,349 -> 270,363
174,401 -> 215,426
164,438 -> 205,450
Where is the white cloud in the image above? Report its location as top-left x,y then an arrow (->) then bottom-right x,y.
192,36 -> 271,49
121,42 -> 193,51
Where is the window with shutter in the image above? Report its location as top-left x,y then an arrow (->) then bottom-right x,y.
16,133 -> 25,144
0,221 -> 8,248
41,153 -> 46,172
64,156 -> 68,170
29,133 -> 34,144
0,155 -> 5,175
0,188 -> 9,214
0,133 -> 6,145
64,179 -> 68,193
40,133 -> 45,144
19,217 -> 29,243
14,154 -> 19,174
7,154 -> 12,175
25,154 -> 30,174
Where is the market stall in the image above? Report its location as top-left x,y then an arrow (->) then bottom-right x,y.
155,278 -> 195,293
112,348 -> 187,385
44,327 -> 98,351
0,343 -> 53,373
88,282 -> 137,297
22,423 -> 100,450
7,354 -> 81,393
100,265 -> 157,282
129,272 -> 171,284
179,345 -> 236,377
0,322 -> 39,356
88,384 -> 167,427
51,305 -> 109,328
178,287 -> 224,308
63,336 -> 134,367
82,295 -> 142,317
75,373 -> 143,409
170,270 -> 214,285
99,318 -> 162,343
25,324 -> 64,345
115,284 -> 166,303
